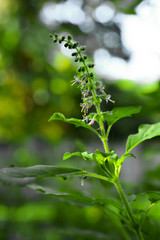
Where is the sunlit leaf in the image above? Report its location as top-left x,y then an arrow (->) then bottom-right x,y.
49,113 -> 100,137
131,192 -> 160,224
118,153 -> 136,165
131,194 -> 150,211
126,123 -> 160,153
102,106 -> 141,127
63,151 -> 96,162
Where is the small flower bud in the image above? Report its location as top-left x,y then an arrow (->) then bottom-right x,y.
68,44 -> 73,49
53,39 -> 57,43
90,73 -> 94,77
71,52 -> 78,57
89,119 -> 94,125
87,63 -> 95,68
67,35 -> 72,40
80,46 -> 86,51
49,34 -> 53,38
61,36 -> 65,41
72,42 -> 79,48
78,67 -> 82,72
54,33 -> 58,38
75,58 -> 79,62
81,67 -> 85,72
64,43 -> 68,48
79,57 -> 84,62
83,56 -> 87,60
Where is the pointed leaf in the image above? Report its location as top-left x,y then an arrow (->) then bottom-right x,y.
118,153 -> 136,165
49,113 -> 100,137
29,184 -> 95,205
0,165 -> 81,184
63,151 -> 96,162
29,184 -> 122,211
126,122 -> 160,153
102,106 -> 141,127
95,150 -> 114,165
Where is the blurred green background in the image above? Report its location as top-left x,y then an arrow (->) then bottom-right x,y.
1,0 -> 160,239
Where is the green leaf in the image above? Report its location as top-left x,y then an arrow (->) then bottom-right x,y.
102,106 -> 141,127
144,192 -> 160,204
29,184 -> 96,206
131,194 -> 150,211
63,151 -> 96,162
131,192 -> 160,224
95,150 -> 114,165
0,165 -> 81,184
49,112 -> 100,137
146,166 -> 160,180
29,184 -> 122,213
126,122 -> 160,153
118,153 -> 136,165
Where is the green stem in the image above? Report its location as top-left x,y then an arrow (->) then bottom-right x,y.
92,89 -> 109,152
114,179 -> 144,240
77,49 -> 109,153
136,229 -> 144,240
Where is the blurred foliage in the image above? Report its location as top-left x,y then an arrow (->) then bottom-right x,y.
1,0 -> 160,239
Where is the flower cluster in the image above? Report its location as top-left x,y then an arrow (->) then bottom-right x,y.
50,33 -> 114,124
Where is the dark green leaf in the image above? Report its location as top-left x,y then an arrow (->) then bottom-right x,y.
102,106 -> 141,127
126,122 -> 160,153
144,192 -> 160,204
0,165 -> 81,185
49,112 -> 100,137
146,166 -> 160,180
29,184 -> 122,213
29,184 -> 95,206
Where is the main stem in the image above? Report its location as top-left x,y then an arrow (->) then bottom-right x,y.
114,179 -> 144,240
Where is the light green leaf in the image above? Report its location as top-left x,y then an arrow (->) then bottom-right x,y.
126,122 -> 160,153
95,150 -> 114,165
131,194 -> 150,211
118,153 -> 136,165
49,112 -> 100,137
0,165 -> 81,185
102,106 -> 141,127
63,151 -> 96,162
131,192 -> 160,225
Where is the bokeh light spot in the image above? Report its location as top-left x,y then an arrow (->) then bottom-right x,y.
33,89 -> 49,105
103,31 -> 119,48
94,3 -> 114,24
85,206 -> 102,223
50,78 -> 68,95
53,53 -> 71,72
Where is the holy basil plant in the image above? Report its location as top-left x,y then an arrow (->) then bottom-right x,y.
1,33 -> 160,240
